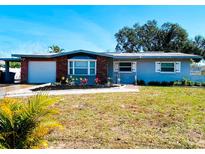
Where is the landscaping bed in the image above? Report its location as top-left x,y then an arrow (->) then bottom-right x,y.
31,84 -> 118,91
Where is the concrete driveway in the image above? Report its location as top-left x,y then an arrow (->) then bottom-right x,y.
0,84 -> 36,98
3,84 -> 139,98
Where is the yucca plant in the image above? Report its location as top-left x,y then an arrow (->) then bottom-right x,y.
0,95 -> 62,149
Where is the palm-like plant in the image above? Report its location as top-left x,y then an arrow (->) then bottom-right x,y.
49,45 -> 64,53
0,95 -> 62,149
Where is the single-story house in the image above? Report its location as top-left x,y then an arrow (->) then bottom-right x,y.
11,50 -> 205,84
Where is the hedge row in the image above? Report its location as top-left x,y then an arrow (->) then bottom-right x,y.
137,79 -> 205,87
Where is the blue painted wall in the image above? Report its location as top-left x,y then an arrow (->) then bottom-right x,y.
108,59 -> 205,84
137,59 -> 205,83
109,60 -> 137,84
113,72 -> 136,84
137,59 -> 189,83
67,54 -> 205,85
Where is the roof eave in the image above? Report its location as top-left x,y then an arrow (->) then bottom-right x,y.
113,55 -> 203,60
12,50 -> 113,58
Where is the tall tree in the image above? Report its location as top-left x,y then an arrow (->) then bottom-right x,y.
115,20 -> 205,58
193,35 -> 205,57
137,20 -> 160,51
49,45 -> 64,53
115,27 -> 139,53
159,22 -> 188,52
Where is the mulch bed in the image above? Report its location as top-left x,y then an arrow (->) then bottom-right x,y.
31,84 -> 118,91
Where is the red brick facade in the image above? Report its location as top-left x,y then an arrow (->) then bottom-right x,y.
96,56 -> 108,84
56,56 -> 68,82
20,56 -> 68,83
20,55 -> 108,84
21,58 -> 28,83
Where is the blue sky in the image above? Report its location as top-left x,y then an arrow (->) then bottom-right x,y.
0,5 -> 205,57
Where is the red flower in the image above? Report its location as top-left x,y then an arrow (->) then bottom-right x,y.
95,77 -> 101,84
81,78 -> 88,85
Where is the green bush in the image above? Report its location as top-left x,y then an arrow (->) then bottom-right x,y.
174,79 -> 204,87
161,81 -> 173,86
148,81 -> 161,86
174,81 -> 182,86
194,82 -> 202,86
9,62 -> 21,68
0,95 -> 62,149
137,80 -> 145,85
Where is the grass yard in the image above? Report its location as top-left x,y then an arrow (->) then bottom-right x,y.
47,86 -> 205,149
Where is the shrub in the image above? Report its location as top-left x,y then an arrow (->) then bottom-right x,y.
169,81 -> 174,86
161,81 -> 170,86
146,81 -> 174,86
67,76 -> 76,85
182,79 -> 188,86
107,77 -> 113,86
0,95 -> 62,149
60,76 -> 66,85
137,80 -> 145,85
194,82 -> 201,86
190,81 -> 195,86
173,80 -> 204,87
148,81 -> 161,86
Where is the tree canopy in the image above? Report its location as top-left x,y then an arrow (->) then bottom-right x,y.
115,20 -> 205,58
49,45 -> 64,53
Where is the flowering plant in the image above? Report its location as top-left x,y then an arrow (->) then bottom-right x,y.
95,77 -> 101,85
60,76 -> 66,84
80,78 -> 88,86
107,77 -> 113,86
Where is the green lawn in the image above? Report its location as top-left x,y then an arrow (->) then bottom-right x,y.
48,86 -> 205,148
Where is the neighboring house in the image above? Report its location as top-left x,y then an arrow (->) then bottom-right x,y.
0,60 -> 4,68
11,50 -> 205,84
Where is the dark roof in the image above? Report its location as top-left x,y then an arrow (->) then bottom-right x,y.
12,49 -> 112,58
11,50 -> 202,60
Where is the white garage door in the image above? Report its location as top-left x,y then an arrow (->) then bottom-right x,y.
28,61 -> 56,83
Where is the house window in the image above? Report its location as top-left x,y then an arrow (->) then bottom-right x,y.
156,61 -> 181,73
190,63 -> 205,75
90,61 -> 96,75
68,60 -> 96,75
119,62 -> 132,72
160,62 -> 175,72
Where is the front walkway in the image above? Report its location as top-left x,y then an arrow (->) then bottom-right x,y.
3,84 -> 139,98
